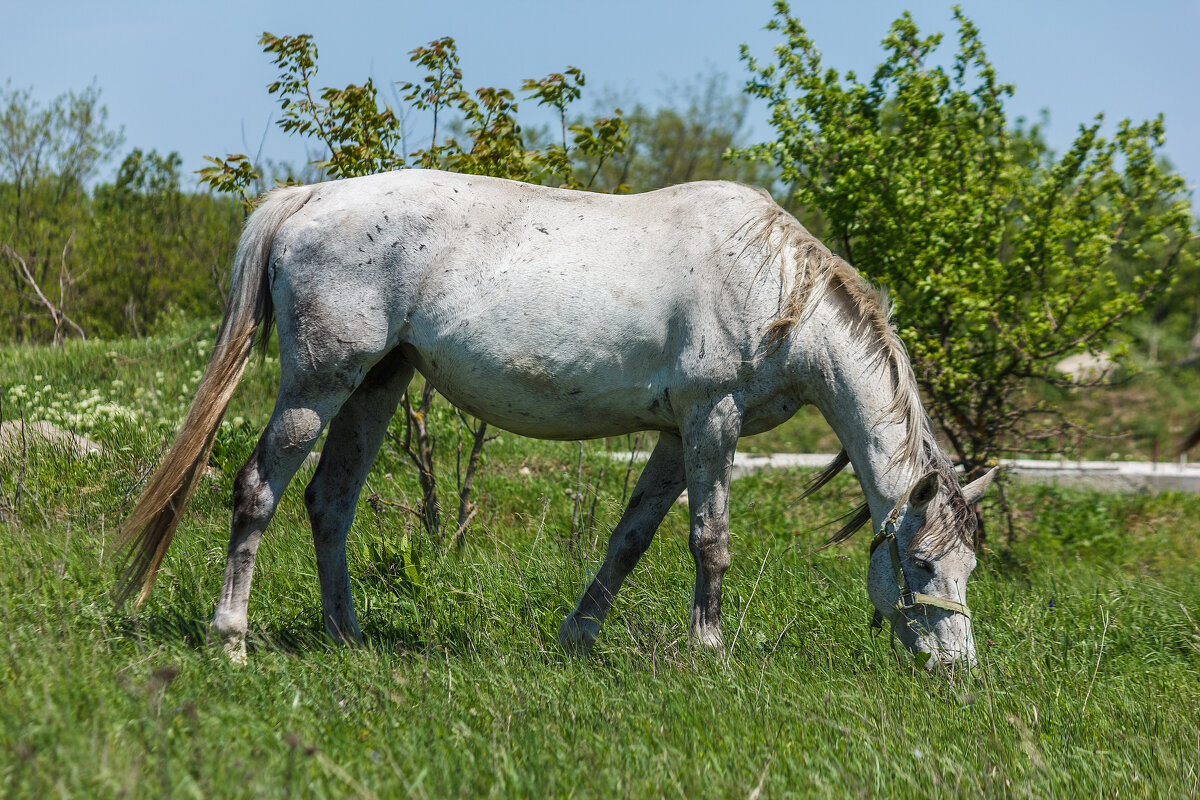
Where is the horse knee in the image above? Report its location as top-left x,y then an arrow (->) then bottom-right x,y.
689,527 -> 730,576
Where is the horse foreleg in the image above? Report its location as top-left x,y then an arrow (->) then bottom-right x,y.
304,350 -> 413,645
558,433 -> 686,656
679,394 -> 742,653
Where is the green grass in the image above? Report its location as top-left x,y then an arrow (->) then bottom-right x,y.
2,327 -> 1199,798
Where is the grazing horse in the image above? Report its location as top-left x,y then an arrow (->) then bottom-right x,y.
116,169 -> 995,667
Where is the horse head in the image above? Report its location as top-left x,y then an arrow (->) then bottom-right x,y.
866,467 -> 997,670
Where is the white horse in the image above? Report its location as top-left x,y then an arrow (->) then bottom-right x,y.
117,169 -> 995,667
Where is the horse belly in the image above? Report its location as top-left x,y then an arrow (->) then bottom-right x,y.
406,339 -> 670,439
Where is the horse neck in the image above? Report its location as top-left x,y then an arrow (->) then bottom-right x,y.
792,294 -> 929,522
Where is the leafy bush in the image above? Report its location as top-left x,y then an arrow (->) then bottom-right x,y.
735,2 -> 1195,475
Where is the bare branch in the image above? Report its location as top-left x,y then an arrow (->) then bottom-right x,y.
3,242 -> 85,345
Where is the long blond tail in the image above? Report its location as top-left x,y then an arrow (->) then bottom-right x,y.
114,186 -> 312,607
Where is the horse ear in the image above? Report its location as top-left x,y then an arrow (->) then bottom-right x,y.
962,466 -> 999,505
909,470 -> 940,512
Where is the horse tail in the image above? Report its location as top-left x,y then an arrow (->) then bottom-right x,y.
114,185 -> 313,608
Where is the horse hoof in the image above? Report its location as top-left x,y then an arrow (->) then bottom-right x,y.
557,615 -> 598,657
223,635 -> 248,665
209,619 -> 249,664
324,624 -> 364,648
689,626 -> 725,655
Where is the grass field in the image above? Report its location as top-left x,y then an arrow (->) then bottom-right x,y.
2,323 -> 1199,798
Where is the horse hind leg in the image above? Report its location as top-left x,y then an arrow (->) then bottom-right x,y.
210,347 -> 378,661
559,432 -> 687,655
303,348 -> 413,645
210,386 -> 342,661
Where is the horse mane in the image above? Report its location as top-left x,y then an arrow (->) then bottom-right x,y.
738,205 -> 975,554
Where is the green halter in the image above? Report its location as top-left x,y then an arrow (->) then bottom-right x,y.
869,508 -> 971,630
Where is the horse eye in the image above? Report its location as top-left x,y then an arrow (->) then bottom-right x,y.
913,558 -> 934,573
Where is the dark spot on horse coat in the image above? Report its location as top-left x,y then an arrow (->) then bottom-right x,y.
233,448 -> 271,521
615,526 -> 654,572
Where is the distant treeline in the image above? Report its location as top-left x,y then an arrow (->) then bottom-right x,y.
0,84 -> 244,342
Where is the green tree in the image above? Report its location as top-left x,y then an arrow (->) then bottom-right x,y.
735,2 -> 1194,477
0,82 -> 123,342
201,34 -> 628,202
87,149 -> 241,337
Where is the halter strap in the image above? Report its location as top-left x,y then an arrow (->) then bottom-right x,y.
869,514 -> 970,629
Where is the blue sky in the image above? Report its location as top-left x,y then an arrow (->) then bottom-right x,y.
4,0 -> 1197,195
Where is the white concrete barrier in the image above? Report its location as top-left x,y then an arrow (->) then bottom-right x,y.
612,451 -> 1200,493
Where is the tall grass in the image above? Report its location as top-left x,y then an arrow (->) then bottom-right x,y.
1,327 -> 1198,797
